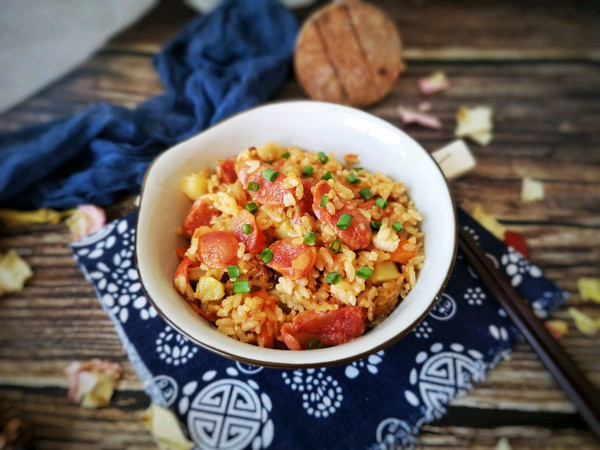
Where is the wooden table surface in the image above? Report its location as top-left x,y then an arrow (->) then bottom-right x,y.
1,1 -> 599,448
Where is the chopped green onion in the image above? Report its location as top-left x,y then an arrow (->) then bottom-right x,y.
358,187 -> 373,200
392,222 -> 404,232
245,202 -> 258,214
242,224 -> 252,234
326,272 -> 342,285
232,280 -> 251,294
329,239 -> 341,254
281,151 -> 291,159
302,165 -> 314,177
262,168 -> 279,182
303,232 -> 317,246
260,248 -> 273,264
336,213 -> 353,230
371,221 -> 382,230
353,166 -> 363,172
308,339 -> 322,349
227,265 -> 240,279
320,195 -> 329,207
320,171 -> 333,181
248,181 -> 260,192
356,266 -> 374,280
375,198 -> 389,209
345,172 -> 361,184
266,160 -> 273,165
318,152 -> 329,164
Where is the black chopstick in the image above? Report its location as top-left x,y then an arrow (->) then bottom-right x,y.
458,227 -> 600,437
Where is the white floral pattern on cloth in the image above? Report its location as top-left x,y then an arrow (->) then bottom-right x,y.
282,369 -> 343,418
156,325 -> 199,366
345,351 -> 385,379
403,342 -> 485,420
72,218 -> 156,323
501,247 -> 542,287
177,367 -> 274,450
69,209 -> 568,450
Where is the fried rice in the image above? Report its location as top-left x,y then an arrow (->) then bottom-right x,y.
173,143 -> 424,350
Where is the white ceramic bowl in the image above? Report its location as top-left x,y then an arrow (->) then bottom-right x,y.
136,101 -> 456,368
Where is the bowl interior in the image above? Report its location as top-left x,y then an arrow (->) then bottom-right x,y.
136,101 -> 456,367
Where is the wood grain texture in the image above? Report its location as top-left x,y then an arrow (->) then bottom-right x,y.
1,0 -> 599,448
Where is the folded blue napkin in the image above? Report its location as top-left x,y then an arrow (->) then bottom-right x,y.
0,0 -> 297,209
70,207 -> 567,449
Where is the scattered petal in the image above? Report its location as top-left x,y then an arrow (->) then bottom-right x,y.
455,105 -> 494,146
504,231 -> 529,258
141,404 -> 194,450
0,250 -> 33,297
545,320 -> 569,340
432,140 -> 476,180
418,70 -> 450,95
577,277 -> 600,304
567,307 -> 598,337
398,106 -> 442,129
417,101 -> 432,112
495,437 -> 512,450
521,177 -> 545,202
0,208 -> 74,228
65,359 -> 122,408
472,204 -> 506,240
66,205 -> 106,240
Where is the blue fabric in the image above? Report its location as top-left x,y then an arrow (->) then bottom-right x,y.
70,207 -> 567,449
0,0 -> 297,209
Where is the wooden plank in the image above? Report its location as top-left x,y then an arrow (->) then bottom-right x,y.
105,0 -> 600,61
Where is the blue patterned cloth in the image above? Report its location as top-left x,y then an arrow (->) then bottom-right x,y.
70,207 -> 567,449
0,0 -> 297,209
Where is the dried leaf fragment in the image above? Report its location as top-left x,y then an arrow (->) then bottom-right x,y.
398,106 -> 442,129
577,277 -> 600,304
65,359 -> 122,408
0,250 -> 33,297
472,204 -> 506,240
66,205 -> 106,240
418,70 -> 450,95
0,208 -> 74,228
455,105 -> 494,146
545,320 -> 569,340
521,177 -> 545,202
141,404 -> 194,450
567,307 -> 598,337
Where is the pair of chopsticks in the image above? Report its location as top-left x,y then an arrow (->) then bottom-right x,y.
458,227 -> 600,437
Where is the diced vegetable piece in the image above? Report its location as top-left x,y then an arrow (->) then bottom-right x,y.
318,152 -> 329,164
389,240 -> 417,264
280,307 -> 367,350
356,266 -> 373,280
198,231 -> 239,268
281,151 -> 291,159
392,222 -> 404,232
181,200 -> 220,238
266,238 -> 317,280
262,168 -> 279,182
195,276 -> 225,302
345,172 -> 360,184
181,173 -> 209,200
245,202 -> 258,214
227,265 -> 240,279
358,188 -> 373,200
577,277 -> 600,304
232,280 -> 251,294
335,213 -> 353,230
326,272 -> 342,285
329,240 -> 341,253
371,261 -> 400,284
261,248 -> 273,264
371,221 -> 382,230
303,232 -> 317,245
312,181 -> 372,250
321,171 -> 333,181
248,181 -> 260,192
302,166 -> 314,177
375,198 -> 388,209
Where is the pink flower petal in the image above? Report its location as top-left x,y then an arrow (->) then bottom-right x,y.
67,205 -> 106,240
398,107 -> 442,129
418,71 -> 450,95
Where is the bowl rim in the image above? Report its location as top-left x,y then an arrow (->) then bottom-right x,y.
135,100 -> 458,368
